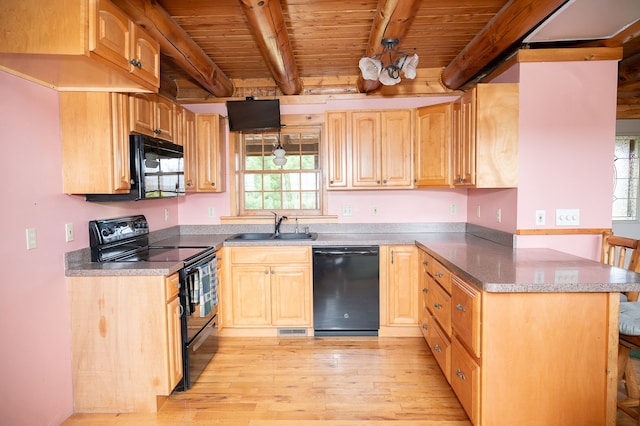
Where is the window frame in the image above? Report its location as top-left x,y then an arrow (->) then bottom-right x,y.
613,134 -> 640,223
230,118 -> 326,217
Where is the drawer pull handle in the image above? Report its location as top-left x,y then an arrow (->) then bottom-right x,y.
422,287 -> 428,293
456,303 -> 466,312
456,368 -> 466,380
434,303 -> 442,310
264,270 -> 269,274
422,260 -> 428,266
434,344 -> 442,353
435,272 -> 443,278
422,323 -> 428,330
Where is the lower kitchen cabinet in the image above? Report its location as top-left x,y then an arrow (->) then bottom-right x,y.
224,246 -> 312,331
419,249 -> 619,425
66,273 -> 183,413
380,245 -> 419,335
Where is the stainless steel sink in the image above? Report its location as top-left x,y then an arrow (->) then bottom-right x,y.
225,232 -> 317,241
226,232 -> 275,240
275,232 -> 317,240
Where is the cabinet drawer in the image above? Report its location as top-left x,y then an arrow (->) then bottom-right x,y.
419,305 -> 430,340
165,273 -> 180,301
427,277 -> 451,336
430,259 -> 451,294
451,337 -> 480,425
230,246 -> 310,264
426,316 -> 451,383
451,275 -> 481,357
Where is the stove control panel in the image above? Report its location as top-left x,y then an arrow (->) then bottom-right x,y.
89,215 -> 149,246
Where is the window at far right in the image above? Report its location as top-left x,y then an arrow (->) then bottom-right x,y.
613,135 -> 640,221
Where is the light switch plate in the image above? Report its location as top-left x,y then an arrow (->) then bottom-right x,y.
65,223 -> 74,242
26,228 -> 37,250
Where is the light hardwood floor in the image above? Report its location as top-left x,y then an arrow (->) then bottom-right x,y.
63,336 -> 470,425
63,335 -> 639,425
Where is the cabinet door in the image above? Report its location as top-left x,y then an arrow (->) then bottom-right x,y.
196,114 -> 226,192
271,265 -> 311,326
130,25 -> 160,87
325,111 -> 350,188
183,109 -> 197,191
454,90 -> 475,186
451,337 -> 480,424
166,296 -> 183,392
91,0 -> 131,72
386,245 -> 419,325
351,111 -> 381,187
60,92 -> 131,194
381,110 -> 413,187
130,93 -> 155,136
154,96 -> 175,141
414,103 -> 452,187
231,266 -> 271,326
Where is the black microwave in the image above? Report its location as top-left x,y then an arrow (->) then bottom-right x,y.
86,134 -> 184,202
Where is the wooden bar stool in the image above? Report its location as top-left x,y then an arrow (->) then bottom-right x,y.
601,231 -> 640,423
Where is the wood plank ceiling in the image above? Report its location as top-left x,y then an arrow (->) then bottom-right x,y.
114,0 -> 640,117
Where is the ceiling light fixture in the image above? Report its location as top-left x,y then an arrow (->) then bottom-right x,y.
359,38 -> 419,86
272,130 -> 287,166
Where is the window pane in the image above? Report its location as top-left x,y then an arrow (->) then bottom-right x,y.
264,174 -> 281,190
301,172 -> 319,190
301,191 -> 318,209
283,173 -> 300,190
283,192 -> 300,209
264,192 -> 282,209
613,136 -> 640,221
244,174 -> 262,191
245,192 -> 263,210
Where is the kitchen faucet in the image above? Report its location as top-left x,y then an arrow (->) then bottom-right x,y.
271,211 -> 288,236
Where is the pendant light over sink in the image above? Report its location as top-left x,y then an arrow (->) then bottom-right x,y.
272,130 -> 287,166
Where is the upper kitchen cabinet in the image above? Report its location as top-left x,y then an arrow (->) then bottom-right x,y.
130,93 -> 175,142
183,109 -> 197,191
325,109 -> 413,190
453,84 -> 519,188
414,103 -> 453,188
0,0 -> 159,92
60,92 -> 131,195
195,114 -> 226,192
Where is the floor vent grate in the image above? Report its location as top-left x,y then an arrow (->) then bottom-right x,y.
277,328 -> 307,337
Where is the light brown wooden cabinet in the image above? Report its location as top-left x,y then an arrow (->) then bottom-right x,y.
414,103 -> 453,187
195,114 -> 226,192
130,93 -> 175,142
67,273 -> 183,412
0,0 -> 159,92
380,245 -> 419,332
419,251 -> 618,425
183,109 -> 198,191
60,92 -> 131,195
224,247 -> 312,328
452,83 -> 519,188
325,109 -> 413,190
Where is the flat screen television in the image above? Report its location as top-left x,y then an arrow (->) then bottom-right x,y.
226,98 -> 281,132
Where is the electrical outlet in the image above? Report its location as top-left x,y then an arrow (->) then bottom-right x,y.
535,210 -> 546,226
65,223 -> 74,242
450,203 -> 457,216
476,205 -> 481,218
26,228 -> 37,250
164,208 -> 169,221
556,209 -> 580,226
208,207 -> 215,218
372,206 -> 378,216
554,269 -> 579,284
496,208 -> 502,223
342,205 -> 353,216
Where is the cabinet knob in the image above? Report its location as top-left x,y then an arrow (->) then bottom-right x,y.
186,182 -> 192,187
211,182 -> 215,187
377,180 -> 381,184
153,129 -> 161,134
434,303 -> 442,310
422,287 -> 428,293
271,270 -> 275,274
433,344 -> 441,353
330,180 -> 334,184
455,303 -> 466,312
456,368 -> 466,381
422,323 -> 428,330
129,59 -> 142,68
434,272 -> 442,278
264,270 -> 269,274
383,179 -> 387,184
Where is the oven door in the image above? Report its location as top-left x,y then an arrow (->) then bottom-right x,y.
177,253 -> 219,391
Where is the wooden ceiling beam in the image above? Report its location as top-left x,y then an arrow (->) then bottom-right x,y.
441,0 -> 568,90
112,0 -> 234,97
239,0 -> 303,95
357,0 -> 422,93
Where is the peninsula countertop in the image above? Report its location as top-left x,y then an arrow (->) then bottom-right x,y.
65,231 -> 640,293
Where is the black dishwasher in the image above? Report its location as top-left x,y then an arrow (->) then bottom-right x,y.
312,246 -> 379,336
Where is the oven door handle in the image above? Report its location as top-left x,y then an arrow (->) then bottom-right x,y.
192,321 -> 215,352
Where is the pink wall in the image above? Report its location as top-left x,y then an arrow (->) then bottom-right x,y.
0,71 -> 181,425
514,60 -> 619,259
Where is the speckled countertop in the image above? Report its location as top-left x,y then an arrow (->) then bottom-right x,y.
65,224 -> 640,293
